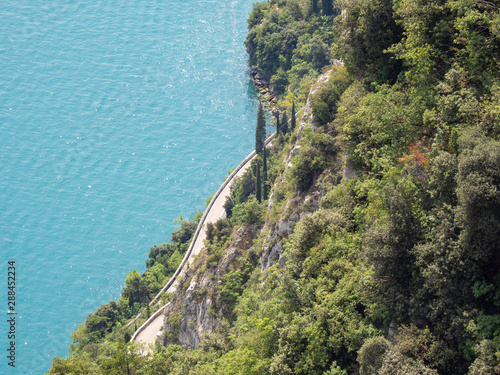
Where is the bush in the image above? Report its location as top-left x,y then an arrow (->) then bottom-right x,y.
310,66 -> 350,126
232,197 -> 266,226
206,218 -> 232,245
358,336 -> 391,375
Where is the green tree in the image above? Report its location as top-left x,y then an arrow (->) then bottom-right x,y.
122,270 -> 149,307
468,340 -> 500,375
291,101 -> 296,131
308,36 -> 332,70
455,129 -> 500,279
358,336 -> 392,375
48,354 -> 102,375
389,0 -> 455,87
310,65 -> 350,127
232,197 -> 266,226
271,68 -> 288,95
102,342 -> 149,375
281,111 -> 289,135
321,0 -> 334,17
256,158 -> 262,203
364,183 -> 422,322
311,0 -> 319,15
255,102 -> 266,154
275,111 -> 281,135
335,0 -> 403,84
263,146 -> 268,200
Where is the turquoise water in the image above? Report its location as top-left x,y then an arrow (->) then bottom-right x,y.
0,1 -> 258,373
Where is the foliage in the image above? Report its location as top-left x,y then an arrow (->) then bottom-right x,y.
245,0 -> 337,101
48,354 -> 103,375
310,65 -> 350,126
357,336 -> 391,375
51,1 -> 500,373
255,102 -> 266,154
288,128 -> 340,191
232,197 -> 267,227
335,0 -> 403,84
263,146 -> 269,200
256,158 -> 262,203
206,218 -> 232,246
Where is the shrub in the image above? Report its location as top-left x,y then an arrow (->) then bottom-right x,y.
358,336 -> 391,375
232,197 -> 266,226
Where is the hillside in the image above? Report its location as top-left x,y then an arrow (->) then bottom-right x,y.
48,1 -> 500,374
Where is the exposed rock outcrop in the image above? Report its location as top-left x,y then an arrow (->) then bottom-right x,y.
260,68 -> 339,271
161,225 -> 256,348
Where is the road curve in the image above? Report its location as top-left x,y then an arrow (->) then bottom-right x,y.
133,135 -> 274,347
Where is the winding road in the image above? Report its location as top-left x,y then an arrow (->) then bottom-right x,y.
132,135 -> 274,347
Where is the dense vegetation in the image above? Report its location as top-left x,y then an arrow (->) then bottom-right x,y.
49,0 -> 500,373
246,0 -> 339,102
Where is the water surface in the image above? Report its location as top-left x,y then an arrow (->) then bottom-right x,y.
0,1 -> 257,372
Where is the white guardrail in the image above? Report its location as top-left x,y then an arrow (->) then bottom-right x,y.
131,134 -> 275,342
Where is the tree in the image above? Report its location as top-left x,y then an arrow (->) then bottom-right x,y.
358,337 -> 392,375
321,0 -> 334,17
48,354 -> 102,375
468,340 -> 500,375
311,0 -> 319,15
263,146 -> 269,200
255,102 -> 266,154
271,68 -> 288,95
256,159 -> 262,203
308,36 -> 332,70
102,342 -> 149,375
389,0 -> 455,87
275,111 -> 281,135
291,102 -> 296,131
335,0 -> 403,84
122,270 -> 149,307
364,183 -> 422,322
281,111 -> 289,134
455,130 -> 500,279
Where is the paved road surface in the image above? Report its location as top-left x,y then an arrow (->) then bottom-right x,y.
133,144 -> 263,347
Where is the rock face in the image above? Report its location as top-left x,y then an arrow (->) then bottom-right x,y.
250,65 -> 278,107
160,66 -> 348,347
161,226 -> 256,348
260,68 -> 337,271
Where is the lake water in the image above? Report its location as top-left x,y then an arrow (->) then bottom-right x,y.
0,1 -> 258,373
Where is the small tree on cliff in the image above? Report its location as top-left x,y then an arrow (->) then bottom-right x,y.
291,102 -> 296,131
322,0 -> 334,16
311,0 -> 319,15
275,111 -> 281,135
255,158 -> 262,203
281,111 -> 289,135
255,102 -> 266,154
263,146 -> 268,200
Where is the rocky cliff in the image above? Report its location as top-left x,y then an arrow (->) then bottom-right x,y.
160,225 -> 257,348
159,68 -> 346,349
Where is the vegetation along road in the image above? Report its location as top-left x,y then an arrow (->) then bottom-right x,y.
132,134 -> 274,348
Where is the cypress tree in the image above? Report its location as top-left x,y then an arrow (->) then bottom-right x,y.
255,102 -> 266,154
291,102 -> 296,131
321,0 -> 333,16
275,111 -> 280,135
311,0 -> 319,14
281,111 -> 289,135
256,159 -> 262,203
124,331 -> 131,343
263,146 -> 268,200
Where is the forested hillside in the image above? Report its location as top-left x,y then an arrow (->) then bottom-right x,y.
48,0 -> 500,374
